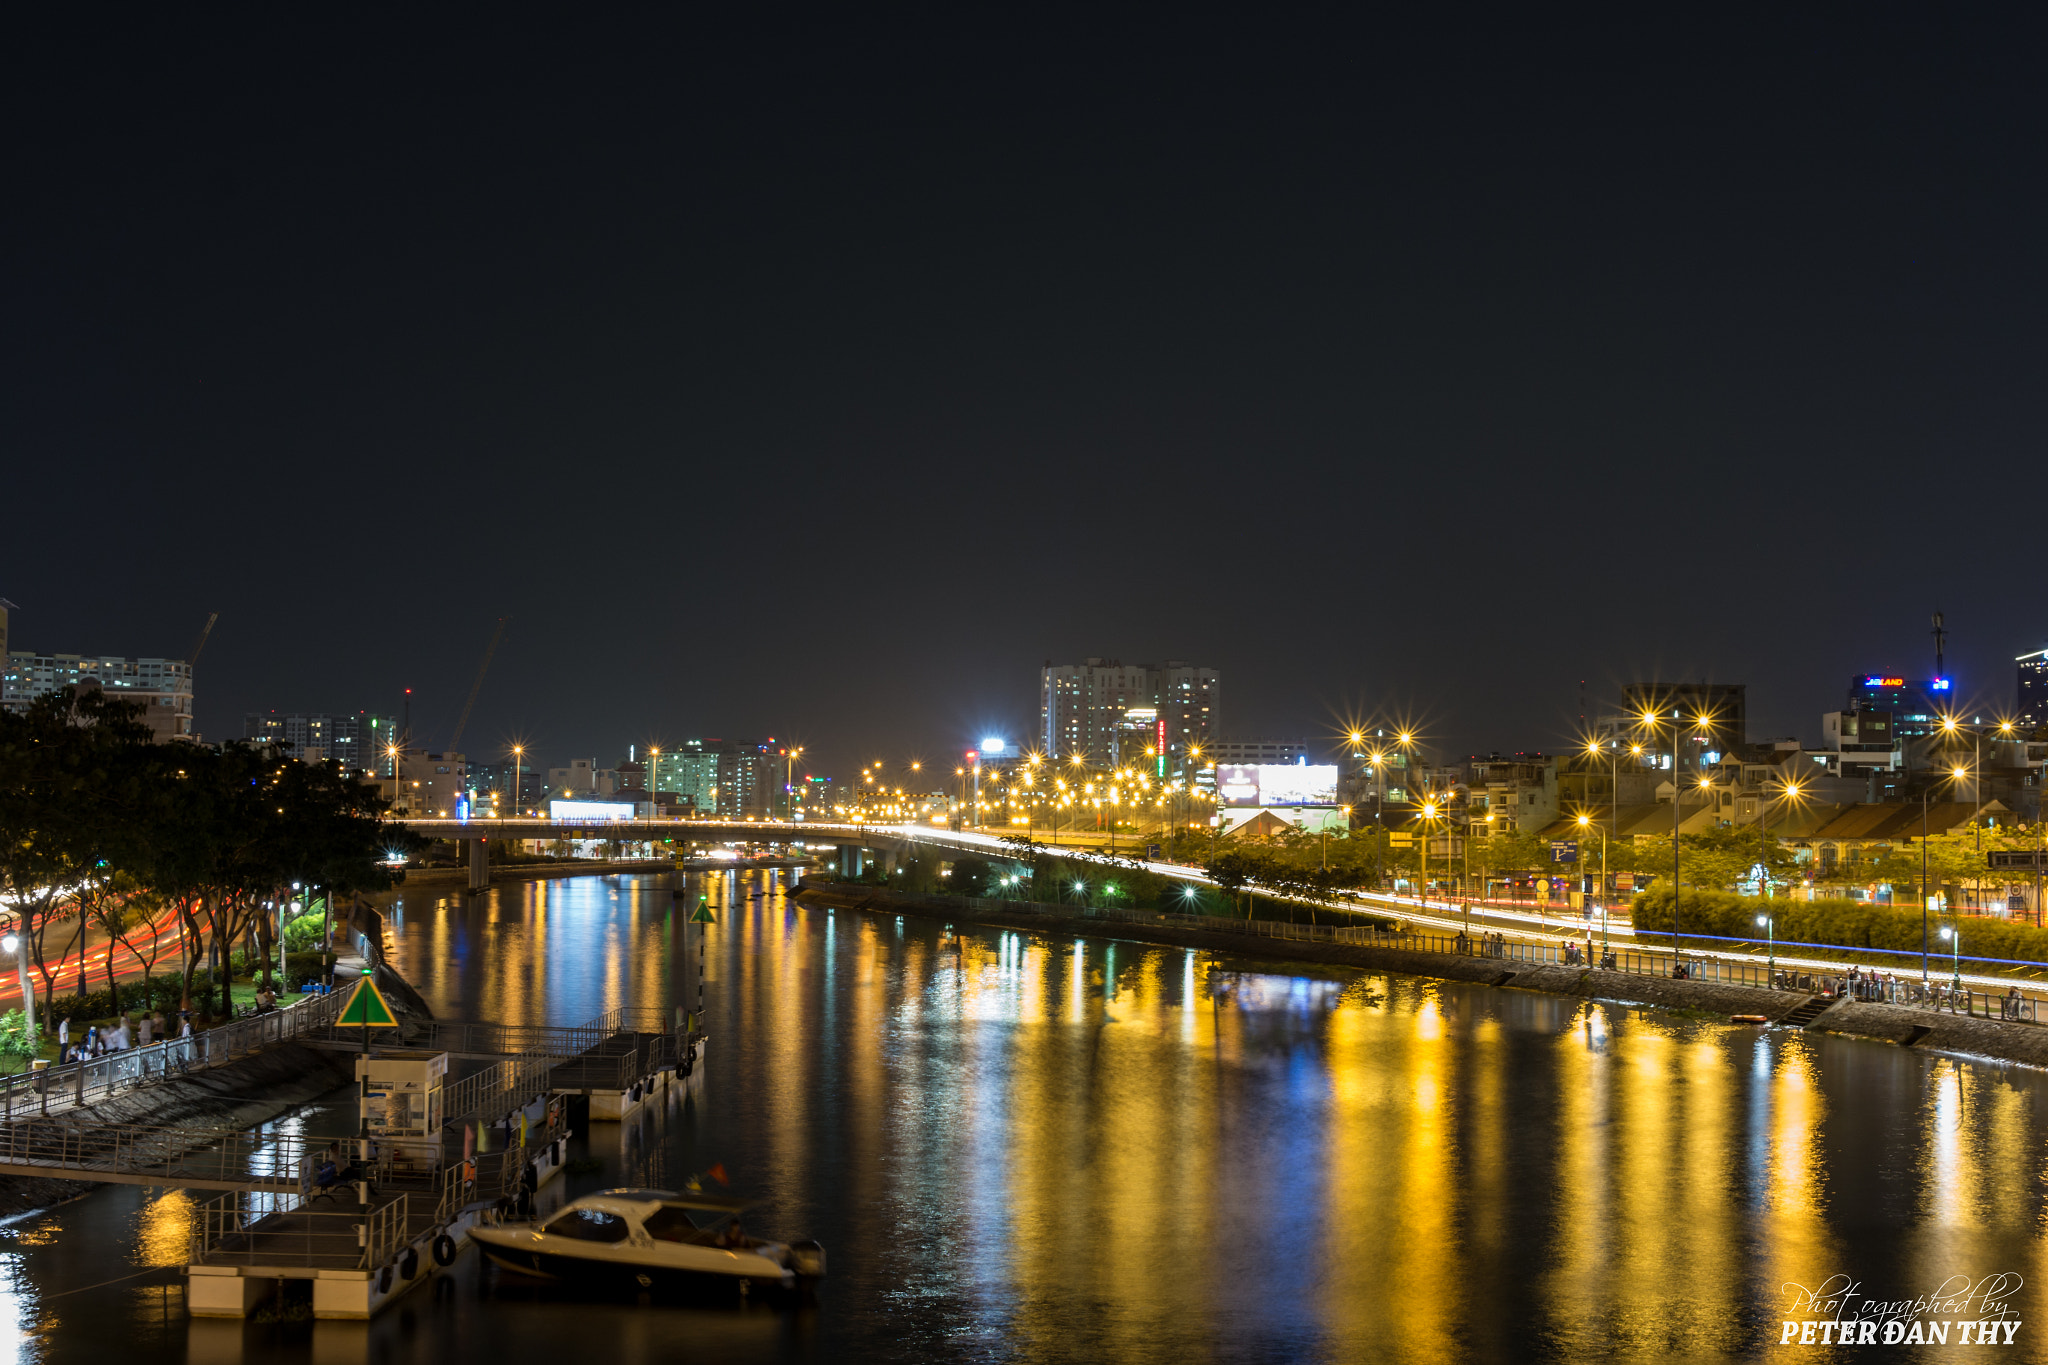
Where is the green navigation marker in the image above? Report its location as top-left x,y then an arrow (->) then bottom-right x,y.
334,976 -> 399,1027
690,903 -> 717,924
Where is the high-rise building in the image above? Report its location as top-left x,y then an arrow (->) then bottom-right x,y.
243,711 -> 397,772
653,741 -> 720,814
716,742 -> 784,818
1840,674 -> 1974,740
5,651 -> 196,741
1039,658 -> 1219,768
2019,648 -> 2048,729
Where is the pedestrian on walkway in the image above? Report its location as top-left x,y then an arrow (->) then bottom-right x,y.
56,1017 -> 69,1064
178,1011 -> 192,1038
83,1025 -> 101,1058
151,1009 -> 166,1042
137,1012 -> 152,1047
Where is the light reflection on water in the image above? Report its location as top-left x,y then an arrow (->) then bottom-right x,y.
5,871 -> 2048,1360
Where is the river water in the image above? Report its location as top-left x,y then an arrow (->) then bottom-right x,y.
5,869 -> 2048,1362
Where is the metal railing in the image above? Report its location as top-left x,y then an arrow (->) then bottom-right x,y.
302,1003 -> 676,1062
0,986 -> 348,1129
443,1054 -> 554,1128
0,986 -> 349,1121
365,1194 -> 409,1270
545,1030 -> 682,1092
0,1115 -> 312,1188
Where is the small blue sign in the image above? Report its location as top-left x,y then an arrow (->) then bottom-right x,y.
1549,840 -> 1578,863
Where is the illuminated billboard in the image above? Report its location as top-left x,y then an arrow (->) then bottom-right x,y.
1216,763 -> 1340,807
549,799 -> 637,820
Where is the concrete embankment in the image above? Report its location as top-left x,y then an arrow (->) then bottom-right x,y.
795,882 -> 2048,1069
0,1042 -> 358,1217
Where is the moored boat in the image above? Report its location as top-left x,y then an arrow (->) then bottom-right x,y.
472,1189 -> 825,1297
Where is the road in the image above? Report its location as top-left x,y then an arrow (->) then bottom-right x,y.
890,824 -> 2048,999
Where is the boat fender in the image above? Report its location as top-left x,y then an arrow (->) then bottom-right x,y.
553,1138 -> 564,1166
433,1234 -> 457,1267
630,1083 -> 641,1102
399,1247 -> 419,1281
379,1264 -> 394,1294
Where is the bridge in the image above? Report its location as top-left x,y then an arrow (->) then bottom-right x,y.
397,815 -> 1196,891
400,816 -> 921,890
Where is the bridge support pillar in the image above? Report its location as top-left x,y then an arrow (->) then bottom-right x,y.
468,837 -> 491,892
881,849 -> 899,879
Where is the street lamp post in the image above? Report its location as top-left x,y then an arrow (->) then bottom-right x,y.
1577,812 -> 1607,961
1,928 -> 32,1042
1420,799 -> 1439,924
511,744 -> 525,818
1921,788 -> 1931,986
1757,913 -> 1775,981
1637,707 -> 1697,973
1940,925 -> 1961,992
1585,737 -> 1620,928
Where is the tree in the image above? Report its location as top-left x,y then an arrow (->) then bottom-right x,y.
0,687 -> 154,1031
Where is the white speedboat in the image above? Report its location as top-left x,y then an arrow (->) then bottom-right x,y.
472,1189 -> 825,1296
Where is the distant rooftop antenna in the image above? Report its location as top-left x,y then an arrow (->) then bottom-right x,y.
1932,610 -> 1948,678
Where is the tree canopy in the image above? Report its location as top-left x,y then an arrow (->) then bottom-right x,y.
0,688 -> 413,1029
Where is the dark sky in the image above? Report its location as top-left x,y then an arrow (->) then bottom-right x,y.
6,11 -> 2045,778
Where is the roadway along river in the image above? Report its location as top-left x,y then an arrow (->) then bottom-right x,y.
4,868 -> 2048,1361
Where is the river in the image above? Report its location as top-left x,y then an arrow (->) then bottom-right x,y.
2,868 -> 2046,1361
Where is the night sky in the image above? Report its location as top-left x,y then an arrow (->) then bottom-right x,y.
7,12 -> 2046,778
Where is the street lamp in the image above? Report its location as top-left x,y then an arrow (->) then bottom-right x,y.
511,744 -> 525,818
1757,913 -> 1775,981
1577,811 -> 1607,960
1940,924 -> 1961,992
0,929 -> 30,1041
1636,706 -> 1699,970
1751,774 -> 1805,907
1419,799 -> 1440,922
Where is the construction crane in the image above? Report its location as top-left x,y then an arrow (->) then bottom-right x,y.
446,617 -> 508,755
186,612 -> 219,667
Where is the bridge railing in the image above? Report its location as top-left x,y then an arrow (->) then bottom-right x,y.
0,985 -> 349,1121
443,1054 -> 555,1129
0,1115 -> 313,1188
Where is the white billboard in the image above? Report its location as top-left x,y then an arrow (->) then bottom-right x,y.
549,799 -> 637,820
1217,763 -> 1339,807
